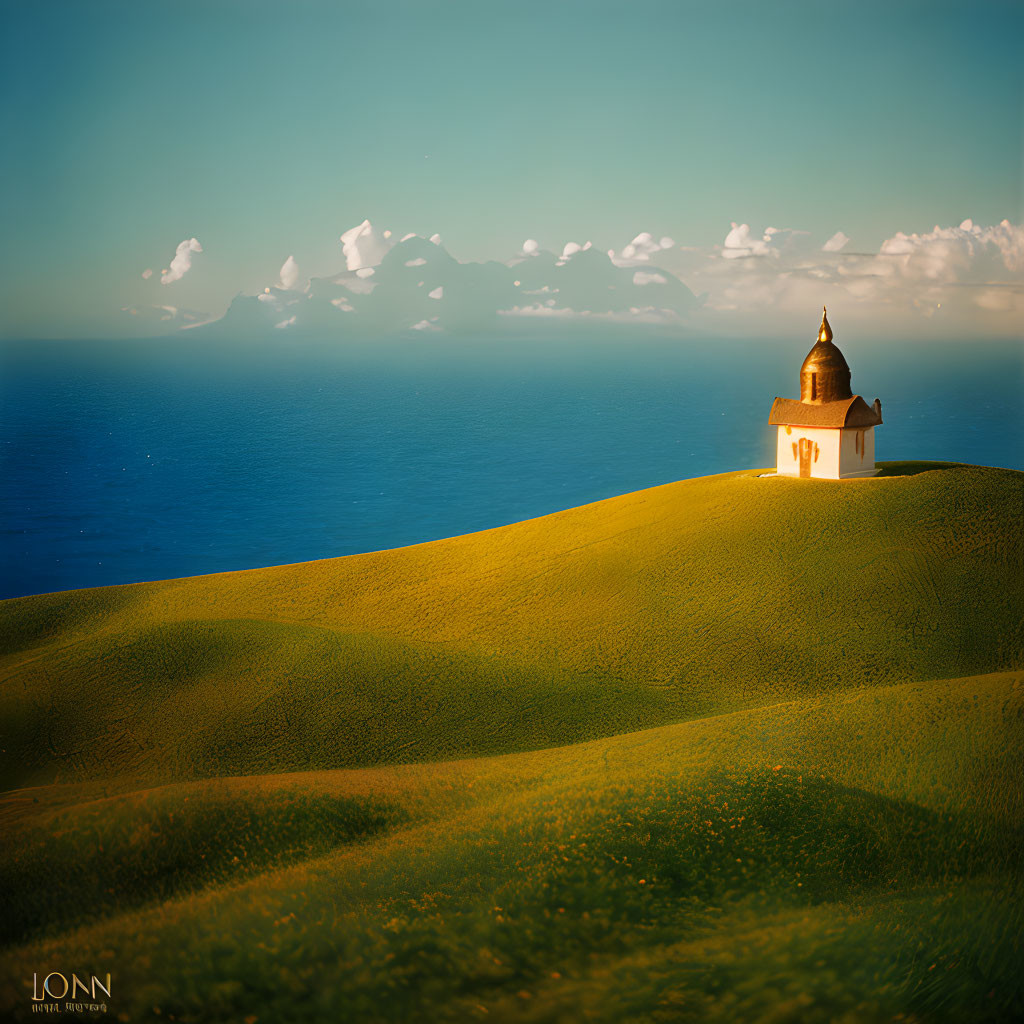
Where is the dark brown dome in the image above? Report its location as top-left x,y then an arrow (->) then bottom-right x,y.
800,307 -> 851,403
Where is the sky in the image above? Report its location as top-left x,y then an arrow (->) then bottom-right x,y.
0,0 -> 1021,339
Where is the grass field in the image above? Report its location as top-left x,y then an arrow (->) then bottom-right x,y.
0,462 -> 1022,1021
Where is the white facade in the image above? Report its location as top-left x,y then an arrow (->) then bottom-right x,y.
838,425 -> 876,477
775,425 -> 876,479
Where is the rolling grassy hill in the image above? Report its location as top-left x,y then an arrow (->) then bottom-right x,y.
0,671 -> 1021,1021
0,462 -> 1021,789
0,461 -> 1022,1021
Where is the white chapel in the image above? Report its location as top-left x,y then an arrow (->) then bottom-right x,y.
768,308 -> 882,479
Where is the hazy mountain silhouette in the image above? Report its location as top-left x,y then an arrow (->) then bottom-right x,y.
192,230 -> 698,338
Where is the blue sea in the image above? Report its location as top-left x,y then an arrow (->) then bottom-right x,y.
2,329 -> 1021,599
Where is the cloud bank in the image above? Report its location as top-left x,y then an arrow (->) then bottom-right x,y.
136,215 -> 1022,339
192,222 -> 699,337
643,217 -> 1024,334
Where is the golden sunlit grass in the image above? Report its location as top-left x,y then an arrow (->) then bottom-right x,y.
0,462 -> 1020,788
0,461 -> 1021,1021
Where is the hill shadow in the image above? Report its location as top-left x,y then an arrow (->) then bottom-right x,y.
875,461 -> 965,478
0,786 -> 408,948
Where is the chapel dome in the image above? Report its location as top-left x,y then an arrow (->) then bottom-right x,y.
800,307 -> 852,404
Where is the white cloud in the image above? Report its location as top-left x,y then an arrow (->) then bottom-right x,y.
411,318 -> 442,332
561,241 -> 592,259
279,255 -> 300,290
429,233 -> 442,245
141,268 -> 153,280
633,270 -> 667,286
556,240 -> 593,266
722,222 -> 774,259
667,218 -> 1024,333
405,257 -> 427,267
428,286 -> 444,299
717,223 -> 817,262
340,219 -> 393,271
876,219 -> 1023,279
275,315 -> 297,329
610,231 -> 676,266
355,267 -> 376,279
161,237 -> 203,284
499,304 -> 579,319
522,239 -> 539,255
851,219 -> 1024,321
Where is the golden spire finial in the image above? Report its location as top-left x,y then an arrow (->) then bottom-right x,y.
818,304 -> 833,343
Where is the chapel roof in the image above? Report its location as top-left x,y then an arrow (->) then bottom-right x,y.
768,307 -> 881,425
768,395 -> 882,429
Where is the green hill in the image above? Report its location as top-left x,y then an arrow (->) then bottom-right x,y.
0,671 -> 1021,1021
0,460 -> 1022,1022
0,462 -> 1021,789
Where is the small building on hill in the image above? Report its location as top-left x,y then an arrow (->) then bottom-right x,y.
768,307 -> 882,479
